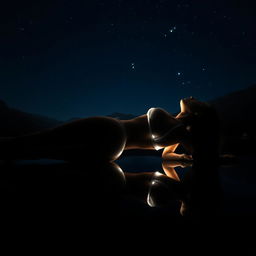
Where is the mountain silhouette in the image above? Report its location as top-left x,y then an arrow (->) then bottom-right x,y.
108,112 -> 136,120
0,100 -> 62,137
210,84 -> 256,137
209,85 -> 256,154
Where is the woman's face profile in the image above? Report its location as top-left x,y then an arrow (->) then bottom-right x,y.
179,97 -> 207,115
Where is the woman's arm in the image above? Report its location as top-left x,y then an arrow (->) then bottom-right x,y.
121,113 -> 189,151
162,143 -> 193,161
162,143 -> 179,157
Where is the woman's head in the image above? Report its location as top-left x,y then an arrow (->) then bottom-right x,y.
177,97 -> 220,157
180,96 -> 211,115
177,97 -> 218,124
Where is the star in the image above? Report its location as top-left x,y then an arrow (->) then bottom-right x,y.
177,72 -> 181,76
169,26 -> 177,33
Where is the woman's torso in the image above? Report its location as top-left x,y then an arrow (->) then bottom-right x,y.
121,108 -> 182,150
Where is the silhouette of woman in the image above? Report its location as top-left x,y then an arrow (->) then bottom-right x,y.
0,98 -> 214,162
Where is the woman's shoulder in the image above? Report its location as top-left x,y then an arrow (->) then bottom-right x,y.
147,107 -> 170,120
147,107 -> 173,139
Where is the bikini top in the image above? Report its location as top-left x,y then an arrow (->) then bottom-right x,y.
147,107 -> 185,151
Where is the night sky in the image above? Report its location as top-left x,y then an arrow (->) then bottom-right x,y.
1,0 -> 256,120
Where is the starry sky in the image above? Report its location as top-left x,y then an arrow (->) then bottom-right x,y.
0,0 -> 256,120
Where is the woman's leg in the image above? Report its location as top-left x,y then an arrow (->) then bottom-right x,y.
0,117 -> 127,162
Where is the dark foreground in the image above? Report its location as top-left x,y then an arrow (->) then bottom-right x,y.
1,155 -> 255,253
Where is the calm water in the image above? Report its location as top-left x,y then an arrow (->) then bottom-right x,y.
2,155 -> 255,217
118,155 -> 256,217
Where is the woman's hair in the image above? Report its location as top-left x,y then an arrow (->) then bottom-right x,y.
178,98 -> 220,160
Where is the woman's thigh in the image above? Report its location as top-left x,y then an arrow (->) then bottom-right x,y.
13,117 -> 127,161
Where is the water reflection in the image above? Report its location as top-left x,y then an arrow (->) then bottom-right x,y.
125,159 -> 221,217
0,157 -> 221,218
177,161 -> 221,217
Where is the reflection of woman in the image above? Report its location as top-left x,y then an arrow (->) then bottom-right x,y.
0,98 -> 210,162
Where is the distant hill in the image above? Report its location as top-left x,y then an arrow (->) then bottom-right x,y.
0,100 -> 136,137
108,112 -> 136,120
0,100 -> 62,137
209,85 -> 256,154
210,84 -> 256,137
